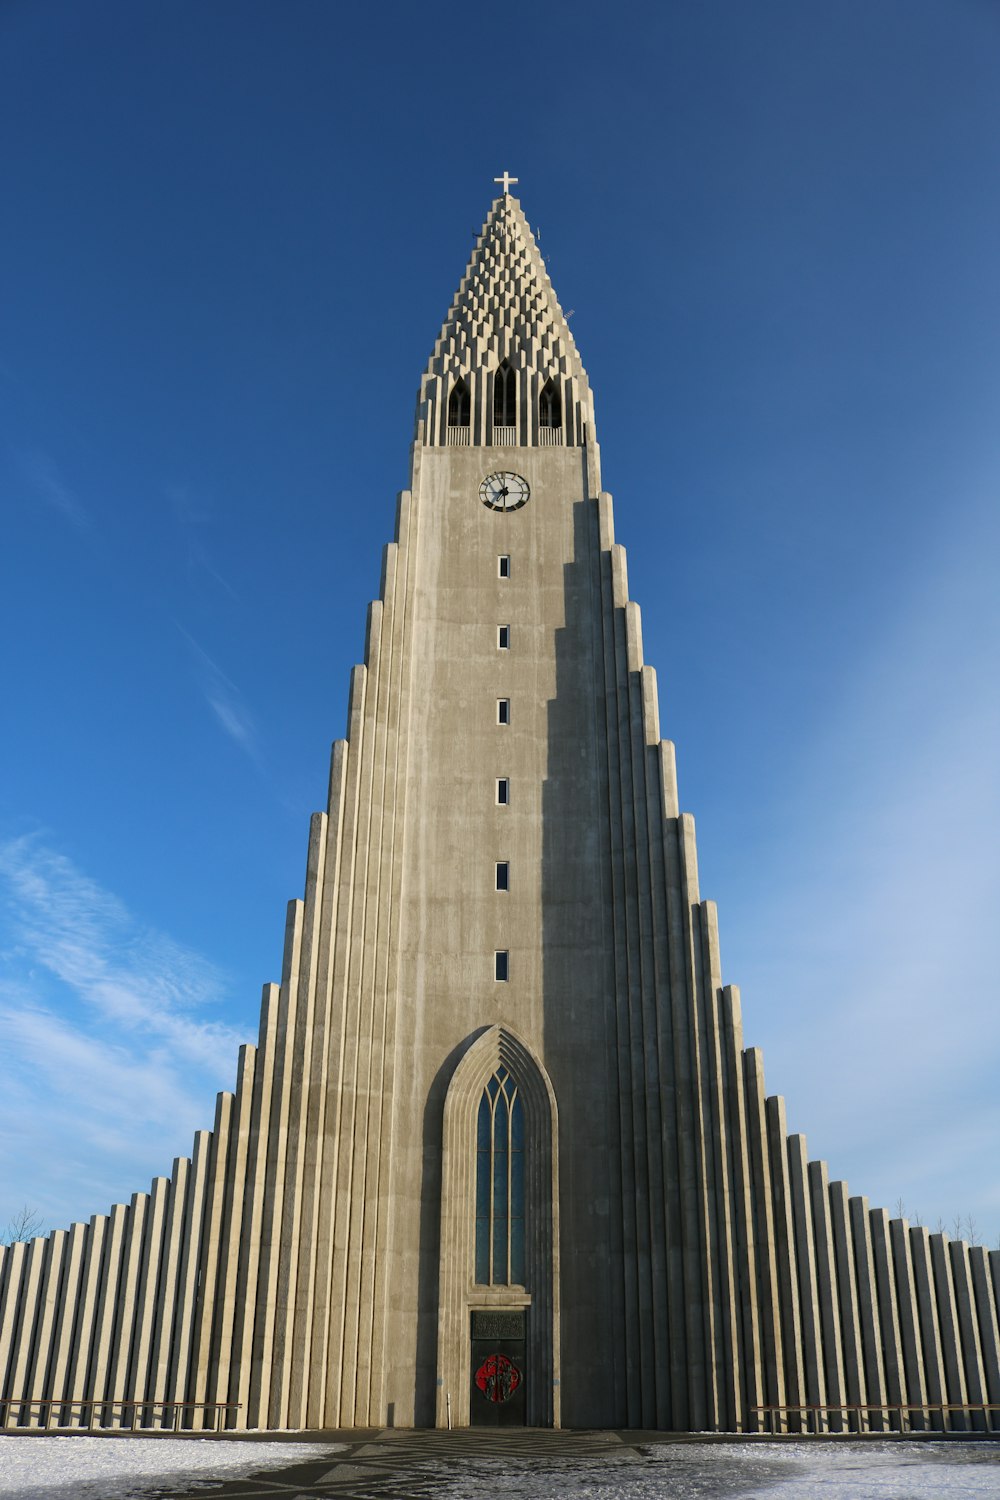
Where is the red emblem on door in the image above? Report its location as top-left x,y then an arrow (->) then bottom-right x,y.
474,1352 -> 522,1403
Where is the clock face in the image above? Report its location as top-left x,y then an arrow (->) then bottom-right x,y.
480,472 -> 530,512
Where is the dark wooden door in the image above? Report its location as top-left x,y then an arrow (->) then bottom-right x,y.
469,1310 -> 526,1427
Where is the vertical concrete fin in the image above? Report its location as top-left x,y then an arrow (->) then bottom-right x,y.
910,1227 -> 947,1414
931,1234 -> 968,1407
189,1093 -> 234,1423
807,1161 -> 845,1422
167,1130 -> 211,1414
870,1208 -> 908,1408
105,1193 -> 149,1424
597,491 -> 615,550
206,1045 -> 257,1419
678,813 -> 701,905
24,1230 -> 65,1425
47,1222 -> 86,1417
611,544 -> 629,609
890,1218 -> 926,1410
640,665 -> 660,744
126,1177 -> 170,1413
829,1182 -> 866,1411
625,600 -> 644,671
949,1239 -> 987,1411
786,1136 -> 826,1408
148,1158 -> 190,1414
765,1097 -> 804,1412
659,740 -> 679,820
850,1197 -> 887,1420
969,1247 -> 1000,1405
743,1050 -> 784,1414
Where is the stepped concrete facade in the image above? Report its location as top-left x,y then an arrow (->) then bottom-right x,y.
2,190 -> 999,1434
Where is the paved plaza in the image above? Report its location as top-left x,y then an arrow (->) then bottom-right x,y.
4,1429 -> 1000,1500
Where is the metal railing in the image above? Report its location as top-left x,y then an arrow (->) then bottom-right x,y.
751,1402 -> 1000,1435
0,1398 -> 241,1432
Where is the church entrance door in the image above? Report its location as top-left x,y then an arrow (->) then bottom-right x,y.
469,1309 -> 526,1427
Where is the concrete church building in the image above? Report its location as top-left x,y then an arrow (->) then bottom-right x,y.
2,184 -> 999,1436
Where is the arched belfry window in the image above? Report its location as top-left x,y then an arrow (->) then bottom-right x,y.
493,361 -> 516,429
475,1067 -> 525,1285
539,378 -> 561,429
448,378 -> 470,427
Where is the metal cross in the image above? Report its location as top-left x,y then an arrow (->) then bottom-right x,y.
494,171 -> 519,195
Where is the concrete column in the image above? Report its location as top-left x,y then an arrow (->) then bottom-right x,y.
207,1046 -> 257,1422
65,1216 -> 106,1427
931,1233 -> 968,1425
889,1218 -> 926,1425
7,1238 -> 46,1426
808,1161 -> 845,1428
910,1227 -> 947,1428
167,1131 -> 211,1421
849,1197 -> 886,1430
743,1048 -> 783,1417
47,1223 -> 86,1425
0,1240 -> 28,1424
232,987 -> 281,1428
127,1177 -> 169,1423
148,1158 -> 190,1425
950,1239 -> 987,1427
968,1248 -> 1000,1417
24,1231 -> 65,1427
766,1097 -> 804,1420
787,1136 -> 826,1414
190,1093 -> 234,1425
829,1183 -> 865,1422
106,1193 -> 149,1426
869,1209 -> 906,1424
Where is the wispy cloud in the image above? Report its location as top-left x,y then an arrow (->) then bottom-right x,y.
165,482 -> 239,601
0,835 -> 246,1229
177,626 -> 263,764
18,450 -> 89,531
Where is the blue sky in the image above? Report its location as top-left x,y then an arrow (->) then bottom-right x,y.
2,0 -> 998,1245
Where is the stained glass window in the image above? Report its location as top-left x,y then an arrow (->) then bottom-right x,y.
474,1067 -> 525,1285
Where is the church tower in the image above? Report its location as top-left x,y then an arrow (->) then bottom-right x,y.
2,185 -> 998,1435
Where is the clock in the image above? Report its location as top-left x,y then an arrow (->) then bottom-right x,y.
480,472 -> 530,512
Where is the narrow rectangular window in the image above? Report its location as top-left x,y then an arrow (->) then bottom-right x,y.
496,778 -> 509,805
495,950 -> 509,982
497,625 -> 510,650
496,861 -> 509,891
498,555 -> 510,578
497,698 -> 510,725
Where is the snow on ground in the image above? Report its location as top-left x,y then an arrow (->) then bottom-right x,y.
432,1440 -> 1000,1500
0,1436 -> 343,1499
0,1436 -> 999,1500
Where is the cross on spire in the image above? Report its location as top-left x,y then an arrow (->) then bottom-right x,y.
494,170 -> 519,196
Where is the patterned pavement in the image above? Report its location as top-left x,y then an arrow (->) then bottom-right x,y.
152,1428 -> 645,1499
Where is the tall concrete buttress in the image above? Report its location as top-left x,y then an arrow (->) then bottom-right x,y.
2,192 -> 998,1433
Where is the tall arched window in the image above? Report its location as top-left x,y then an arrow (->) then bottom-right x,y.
475,1067 -> 525,1285
539,378 -> 561,429
448,378 -> 470,427
493,361 -> 516,429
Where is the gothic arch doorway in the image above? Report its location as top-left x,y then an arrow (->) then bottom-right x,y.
436,1026 -> 560,1427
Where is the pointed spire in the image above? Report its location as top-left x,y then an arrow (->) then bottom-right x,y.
415,191 -> 596,450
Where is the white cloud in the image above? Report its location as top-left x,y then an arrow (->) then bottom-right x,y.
177,627 -> 263,764
0,836 -> 246,1231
